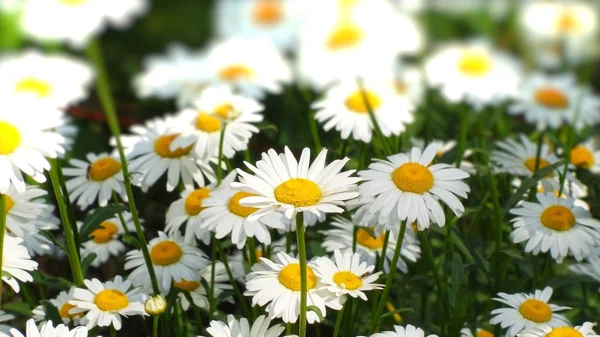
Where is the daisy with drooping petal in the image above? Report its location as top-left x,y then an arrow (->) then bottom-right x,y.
63,152 -> 127,209
359,143 -> 471,230
245,252 -> 343,323
569,138 -> 600,174
519,322 -> 599,337
125,231 -> 210,292
509,192 -> 600,263
0,319 -> 88,337
80,212 -> 134,268
203,314 -> 285,337
32,287 -> 82,326
1,235 -> 38,293
358,324 -> 439,337
69,276 -> 146,331
490,286 -> 570,337
176,261 -> 233,311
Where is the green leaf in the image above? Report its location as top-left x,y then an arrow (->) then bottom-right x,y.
38,230 -> 68,255
448,254 -> 465,307
548,275 -> 597,289
122,234 -> 141,249
307,305 -> 324,322
379,308 -> 414,321
81,253 -> 98,277
40,300 -> 62,326
499,248 -> 527,261
3,302 -> 32,317
79,205 -> 127,243
31,271 -> 73,290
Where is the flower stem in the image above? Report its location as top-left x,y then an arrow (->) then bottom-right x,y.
308,110 -> 322,150
247,237 -> 258,265
49,161 -> 84,286
418,231 -> 450,319
86,39 -> 161,295
296,212 -> 308,337
153,316 -> 159,337
111,193 -> 131,234
332,305 -> 345,337
369,221 -> 406,333
455,112 -> 469,168
0,194 -> 6,310
217,123 -> 227,185
356,78 -> 392,156
110,326 -> 116,337
208,234 -> 217,320
216,239 -> 252,318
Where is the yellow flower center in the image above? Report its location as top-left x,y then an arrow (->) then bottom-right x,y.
59,0 -> 87,5
518,299 -> 552,323
195,113 -> 222,133
392,163 -> 434,194
228,191 -> 259,218
274,178 -> 322,207
214,103 -> 235,120
556,12 -> 580,33
457,50 -> 492,77
4,195 -> 14,213
0,121 -> 22,155
278,263 -> 317,291
252,0 -> 284,26
154,134 -> 193,158
15,77 -> 53,98
534,87 -> 569,109
546,327 -> 584,337
570,145 -> 594,169
91,221 -> 119,244
540,205 -> 576,231
327,21 -> 364,50
333,271 -> 362,290
88,157 -> 121,181
219,64 -> 254,82
184,188 -> 211,216
150,241 -> 183,266
524,157 -> 553,177
173,279 -> 200,292
59,303 -> 82,319
345,90 -> 381,114
394,81 -> 407,95
94,289 -> 129,312
477,330 -> 494,337
356,228 -> 386,250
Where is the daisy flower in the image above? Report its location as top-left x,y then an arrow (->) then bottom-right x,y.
176,86 -> 264,159
1,235 -> 38,293
21,0 -> 148,48
245,252 -> 343,323
0,50 -> 93,108
3,184 -> 56,237
392,63 -> 425,106
69,276 -> 146,331
509,192 -> 600,263
203,315 -> 285,337
63,152 -> 127,209
570,254 -> 600,290
358,143 -> 471,230
0,311 -> 14,334
313,250 -> 383,301
519,322 -> 599,337
321,216 -> 421,273
232,146 -> 360,221
176,261 -> 233,311
569,139 -> 600,173
424,41 -> 521,109
80,212 -> 134,268
358,324 -> 439,337
313,79 -> 414,143
508,73 -> 600,130
32,287 -> 82,326
490,286 -> 570,337
125,231 -> 209,292
460,327 -> 494,337
0,319 -> 88,337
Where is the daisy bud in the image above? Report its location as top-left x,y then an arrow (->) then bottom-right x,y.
145,295 -> 167,316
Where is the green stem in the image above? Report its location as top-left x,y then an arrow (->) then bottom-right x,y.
286,323 -> 293,335
247,237 -> 258,265
356,78 -> 392,156
216,239 -> 252,318
153,316 -> 159,337
308,110 -> 322,150
217,123 -> 227,185
55,160 -> 81,253
110,326 -> 116,337
528,131 -> 545,200
209,234 -> 217,320
488,170 -> 504,291
558,126 -> 574,196
455,112 -> 469,168
369,221 -> 407,333
418,231 -> 450,321
0,194 -> 5,310
49,161 -> 84,286
332,305 -> 345,337
111,193 -> 131,234
296,212 -> 308,337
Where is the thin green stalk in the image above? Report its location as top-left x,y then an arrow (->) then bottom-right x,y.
86,39 -> 161,295
0,194 -> 6,310
558,126 -> 574,196
455,112 -> 469,168
332,306 -> 345,337
528,131 -> 545,200
488,170 -> 504,291
49,161 -> 84,286
55,159 -> 81,252
247,237 -> 258,265
112,193 -> 131,234
209,234 -> 217,320
286,323 -> 293,335
308,110 -> 322,150
110,326 -> 116,337
371,230 -> 390,313
418,231 -> 450,321
356,78 -> 392,156
352,226 -> 358,253
217,123 -> 227,185
296,212 -> 308,337
153,316 -> 159,337
216,239 -> 252,318
369,221 -> 407,333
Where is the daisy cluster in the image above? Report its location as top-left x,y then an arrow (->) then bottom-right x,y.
0,0 -> 599,337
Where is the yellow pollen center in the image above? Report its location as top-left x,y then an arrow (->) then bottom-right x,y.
173,279 -> 201,292
540,205 -> 576,231
228,191 -> 259,218
59,0 -> 87,5
252,0 -> 284,25
524,157 -> 553,177
219,65 -> 254,82
518,299 -> 552,323
88,157 -> 121,181
150,241 -> 183,265
477,330 -> 494,337
345,90 -> 382,114
278,263 -> 317,291
274,178 -> 322,207
94,289 -> 129,312
546,327 -> 584,337
195,113 -> 222,133
392,163 -> 434,194
356,228 -> 386,249
15,77 -> 52,98
457,51 -> 492,77
214,103 -> 235,119
154,134 -> 193,158
184,188 -> 211,216
534,87 -> 569,109
0,121 -> 22,155
59,303 -> 81,319
4,195 -> 14,213
327,22 -> 364,50
333,271 -> 362,290
570,145 -> 594,168
557,12 -> 579,33
91,221 -> 119,244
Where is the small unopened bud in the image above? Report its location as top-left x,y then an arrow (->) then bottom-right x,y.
145,295 -> 167,316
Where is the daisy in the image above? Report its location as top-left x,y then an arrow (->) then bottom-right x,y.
1,235 -> 38,293
21,0 -> 148,48
321,216 -> 421,273
424,41 -> 521,109
3,184 -> 56,237
490,287 -> 570,337
176,86 -> 264,159
519,323 -> 599,337
80,212 -> 134,268
460,327 -> 494,337
313,79 -> 414,143
0,311 -> 14,334
569,139 -> 600,173
392,63 -> 425,106
69,276 -> 146,330
175,261 -> 233,311
63,152 -> 127,209
509,192 -> 600,263
357,324 -> 439,337
232,146 -> 360,221
0,319 -> 88,337
411,138 -> 476,174
125,231 -> 209,292
203,315 -> 285,337
570,254 -> 600,290
244,252 -> 343,323
508,73 -> 600,130
313,250 -> 383,301
358,143 -> 471,230
32,287 -> 82,326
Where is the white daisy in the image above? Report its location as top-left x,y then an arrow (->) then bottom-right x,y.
358,143 -> 471,230
32,287 -> 81,326
313,79 -> 414,143
490,286 -> 570,337
0,311 -> 14,334
69,276 -> 146,331
519,322 -> 599,337
392,63 -> 425,106
358,324 -> 439,337
1,319 -> 88,337
509,192 -> 600,263
460,327 -> 494,337
204,314 -> 285,337
1,235 -> 38,293
80,212 -> 134,268
410,138 -> 476,174
3,184 -> 56,237
125,231 -> 209,292
570,255 -> 600,290
232,146 -> 360,221
244,252 -> 343,323
175,261 -> 233,311
569,138 -> 600,174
